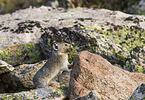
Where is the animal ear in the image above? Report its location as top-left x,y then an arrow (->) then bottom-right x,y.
53,43 -> 58,50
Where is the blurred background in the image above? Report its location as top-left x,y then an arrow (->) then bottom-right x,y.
0,0 -> 145,15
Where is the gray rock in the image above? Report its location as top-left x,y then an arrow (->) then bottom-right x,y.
0,87 -> 64,100
127,0 -> 145,14
0,61 -> 45,93
0,60 -> 14,74
129,83 -> 145,100
74,91 -> 101,100
0,6 -> 144,50
0,7 -> 145,70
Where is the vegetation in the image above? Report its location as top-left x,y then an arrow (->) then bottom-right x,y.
91,24 -> 145,73
0,42 -> 41,66
0,0 -> 141,14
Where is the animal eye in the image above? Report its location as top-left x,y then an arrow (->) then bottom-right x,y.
65,44 -> 68,46
55,45 -> 58,49
53,43 -> 58,50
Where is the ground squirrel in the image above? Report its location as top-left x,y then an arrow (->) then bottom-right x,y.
33,43 -> 72,88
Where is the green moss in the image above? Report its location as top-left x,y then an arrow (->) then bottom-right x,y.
0,91 -> 40,100
53,88 -> 63,95
0,43 -> 41,66
24,42 -> 35,49
0,94 -> 16,100
85,24 -> 145,73
135,65 -> 144,73
116,53 -> 125,59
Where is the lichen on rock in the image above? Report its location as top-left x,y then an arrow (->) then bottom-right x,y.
0,43 -> 41,66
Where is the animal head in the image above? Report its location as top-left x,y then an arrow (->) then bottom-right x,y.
53,43 -> 73,54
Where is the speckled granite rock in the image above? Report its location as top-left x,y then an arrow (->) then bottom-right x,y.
68,51 -> 145,100
0,87 -> 65,100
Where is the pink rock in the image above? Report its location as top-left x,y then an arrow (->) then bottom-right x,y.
68,51 -> 145,100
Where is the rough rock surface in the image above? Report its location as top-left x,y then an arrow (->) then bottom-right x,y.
0,60 -> 14,74
0,6 -> 144,50
0,7 -> 127,49
73,91 -> 101,100
129,83 -> 145,100
0,87 -> 65,100
0,6 -> 145,99
0,6 -> 145,72
69,51 -> 145,100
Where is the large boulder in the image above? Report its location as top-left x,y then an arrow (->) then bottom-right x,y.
68,51 -> 145,100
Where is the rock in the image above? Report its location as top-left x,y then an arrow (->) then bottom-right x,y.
74,91 -> 101,100
0,61 -> 45,93
9,61 -> 46,89
0,60 -> 14,74
0,60 -> 14,93
127,0 -> 145,14
0,87 -> 65,100
68,51 -> 145,100
0,43 -> 42,66
0,5 -> 144,99
129,83 -> 145,100
0,7 -> 145,71
0,6 -> 144,50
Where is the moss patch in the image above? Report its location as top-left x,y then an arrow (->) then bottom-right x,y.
0,42 -> 41,66
91,24 -> 145,73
